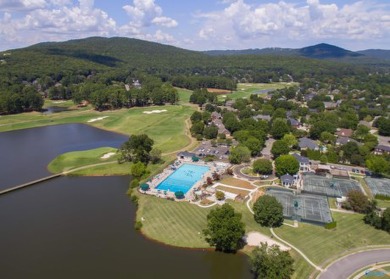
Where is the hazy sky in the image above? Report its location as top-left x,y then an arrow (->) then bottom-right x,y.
0,0 -> 389,51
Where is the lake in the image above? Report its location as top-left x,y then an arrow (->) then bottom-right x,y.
0,124 -> 251,279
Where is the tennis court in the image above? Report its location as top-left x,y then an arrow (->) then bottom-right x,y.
266,189 -> 333,225
365,177 -> 390,197
302,173 -> 362,198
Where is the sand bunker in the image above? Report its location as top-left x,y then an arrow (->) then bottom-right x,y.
245,232 -> 290,251
143,110 -> 167,114
101,152 -> 115,159
87,116 -> 109,123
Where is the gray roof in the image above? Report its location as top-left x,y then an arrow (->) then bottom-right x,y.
336,137 -> 358,146
178,151 -> 196,158
288,117 -> 300,126
299,137 -> 319,150
292,153 -> 310,164
376,145 -> 390,152
253,114 -> 271,122
281,174 -> 295,183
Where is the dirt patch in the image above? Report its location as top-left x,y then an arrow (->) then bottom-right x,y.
207,88 -> 232,95
245,232 -> 290,251
220,177 -> 255,190
215,185 -> 250,197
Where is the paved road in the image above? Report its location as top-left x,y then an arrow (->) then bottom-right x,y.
318,249 -> 390,279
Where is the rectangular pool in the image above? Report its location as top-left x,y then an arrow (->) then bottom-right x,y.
155,164 -> 210,194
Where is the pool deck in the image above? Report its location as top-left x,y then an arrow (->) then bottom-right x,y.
142,159 -> 229,201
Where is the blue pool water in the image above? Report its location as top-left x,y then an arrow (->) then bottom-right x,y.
156,164 -> 210,194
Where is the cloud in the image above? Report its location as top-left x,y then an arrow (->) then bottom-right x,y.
0,0 -> 46,11
123,0 -> 177,28
0,0 -> 117,48
195,0 -> 390,48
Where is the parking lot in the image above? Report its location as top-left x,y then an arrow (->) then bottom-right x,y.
194,141 -> 231,161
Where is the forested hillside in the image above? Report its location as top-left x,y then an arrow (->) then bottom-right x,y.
0,37 -> 389,115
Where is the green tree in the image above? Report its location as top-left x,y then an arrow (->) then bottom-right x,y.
253,195 -> 284,227
382,208 -> 390,233
203,124 -> 219,139
275,155 -> 299,176
130,162 -> 147,178
320,131 -> 336,144
282,133 -> 297,148
244,136 -> 262,156
342,190 -> 373,213
366,156 -> 390,175
250,243 -> 294,279
150,148 -> 162,164
253,159 -> 273,175
118,134 -> 154,163
271,140 -> 290,159
229,145 -> 251,164
215,191 -> 225,201
270,118 -> 290,139
203,204 -> 245,252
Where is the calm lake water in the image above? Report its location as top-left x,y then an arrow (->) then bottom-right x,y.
0,124 -> 252,279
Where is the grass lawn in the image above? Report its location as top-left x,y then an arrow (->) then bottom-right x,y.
176,87 -> 193,104
218,82 -> 297,101
274,212 -> 390,266
220,177 -> 256,189
377,199 -> 390,208
48,147 -> 118,173
136,194 -> 211,248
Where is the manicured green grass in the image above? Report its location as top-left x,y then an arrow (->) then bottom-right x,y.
136,194 -> 211,248
176,87 -> 193,104
219,82 -> 298,101
48,147 -> 118,173
290,250 -> 315,279
377,199 -> 390,209
274,212 -> 390,266
0,104 -> 195,154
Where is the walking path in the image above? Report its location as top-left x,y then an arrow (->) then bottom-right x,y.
270,228 -> 324,271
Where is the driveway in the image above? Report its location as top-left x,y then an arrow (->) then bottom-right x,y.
318,249 -> 390,279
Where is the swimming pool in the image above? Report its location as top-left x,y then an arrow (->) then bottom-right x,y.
156,164 -> 210,194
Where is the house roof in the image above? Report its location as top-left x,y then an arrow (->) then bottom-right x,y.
376,145 -> 390,152
299,137 -> 319,150
178,151 -> 196,158
336,137 -> 358,146
253,114 -> 271,122
281,174 -> 294,183
288,117 -> 300,126
292,153 -> 310,164
336,128 -> 353,137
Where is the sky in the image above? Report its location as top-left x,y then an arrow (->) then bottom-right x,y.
0,0 -> 389,51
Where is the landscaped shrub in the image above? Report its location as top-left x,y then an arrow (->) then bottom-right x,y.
130,195 -> 139,206
130,178 -> 140,189
216,190 -> 225,201
134,221 -> 143,230
324,221 -> 337,230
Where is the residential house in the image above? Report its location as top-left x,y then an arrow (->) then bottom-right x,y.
374,145 -> 390,155
299,137 -> 319,151
304,93 -> 316,102
177,151 -> 197,161
288,117 -> 301,129
336,128 -> 353,138
253,114 -> 271,122
292,153 -> 311,172
281,174 -> 295,187
323,102 -> 338,110
336,137 -> 359,146
358,120 -> 372,128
